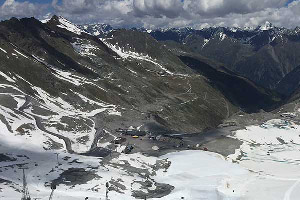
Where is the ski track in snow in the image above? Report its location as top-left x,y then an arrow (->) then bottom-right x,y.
284,180 -> 300,200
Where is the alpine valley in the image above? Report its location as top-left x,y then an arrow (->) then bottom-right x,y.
1,16 -> 300,199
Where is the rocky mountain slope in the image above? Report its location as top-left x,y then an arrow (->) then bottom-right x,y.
145,22 -> 300,93
277,65 -> 300,97
0,15 -> 280,134
82,21 -> 300,97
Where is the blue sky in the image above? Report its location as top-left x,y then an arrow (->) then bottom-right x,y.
1,0 -> 300,28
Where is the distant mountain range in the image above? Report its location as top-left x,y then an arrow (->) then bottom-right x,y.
81,21 -> 300,96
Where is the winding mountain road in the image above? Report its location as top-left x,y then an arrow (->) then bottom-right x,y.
34,116 -> 74,154
19,95 -> 74,154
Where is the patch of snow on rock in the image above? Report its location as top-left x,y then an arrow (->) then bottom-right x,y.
57,17 -> 86,35
101,39 -> 175,75
0,47 -> 7,53
0,71 -> 15,83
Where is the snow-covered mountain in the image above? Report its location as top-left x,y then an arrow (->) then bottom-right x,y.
1,16 -> 300,200
257,21 -> 274,31
80,23 -> 113,37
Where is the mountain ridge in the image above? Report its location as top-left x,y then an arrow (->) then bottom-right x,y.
0,15 -> 282,134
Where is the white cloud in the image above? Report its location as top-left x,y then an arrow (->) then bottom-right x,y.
52,0 -> 96,14
50,0 -> 134,26
0,0 -> 47,19
132,0 -> 184,18
183,0 -> 289,17
206,1 -> 300,28
1,0 -> 300,29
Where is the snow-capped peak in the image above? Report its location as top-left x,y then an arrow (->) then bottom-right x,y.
294,26 -> 300,33
219,32 -> 227,41
40,13 -> 52,24
243,26 -> 255,31
258,21 -> 274,31
40,18 -> 51,24
55,16 -> 87,35
80,23 -> 113,37
229,27 -> 239,32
